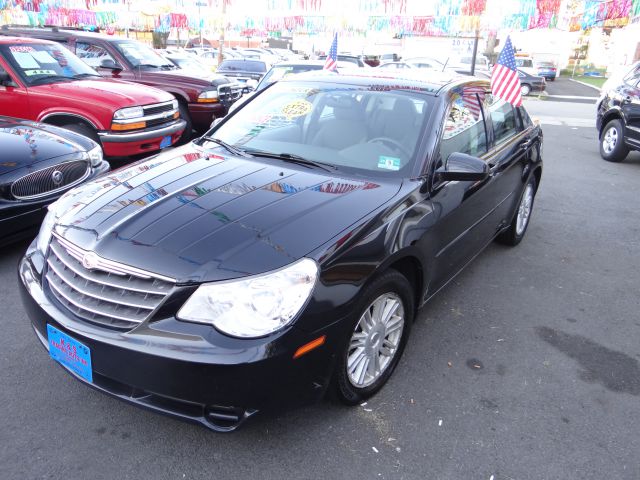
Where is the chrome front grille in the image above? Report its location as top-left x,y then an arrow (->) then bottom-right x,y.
11,160 -> 90,200
45,236 -> 174,329
218,84 -> 244,105
143,101 -> 175,116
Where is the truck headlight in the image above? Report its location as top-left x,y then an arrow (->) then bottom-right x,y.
197,90 -> 219,103
177,259 -> 318,338
113,106 -> 144,120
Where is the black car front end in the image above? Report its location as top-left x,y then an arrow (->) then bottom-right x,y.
18,237 -> 352,431
0,117 -> 109,246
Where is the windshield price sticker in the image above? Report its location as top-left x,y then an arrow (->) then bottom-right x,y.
24,69 -> 57,77
281,99 -> 313,119
9,45 -> 35,53
378,155 -> 401,171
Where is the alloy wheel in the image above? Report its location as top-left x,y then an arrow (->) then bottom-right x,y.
516,183 -> 534,236
602,126 -> 618,154
346,293 -> 405,388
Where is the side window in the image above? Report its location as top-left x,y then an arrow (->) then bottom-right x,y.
75,42 -> 115,68
439,88 -> 487,162
486,96 -> 518,144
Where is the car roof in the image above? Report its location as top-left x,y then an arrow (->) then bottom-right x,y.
0,35 -> 56,45
280,70 -> 486,95
0,26 -> 117,41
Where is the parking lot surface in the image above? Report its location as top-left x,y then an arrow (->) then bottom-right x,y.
1,101 -> 639,480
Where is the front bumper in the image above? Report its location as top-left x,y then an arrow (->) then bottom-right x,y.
18,246 -> 340,431
188,102 -> 228,132
98,120 -> 186,158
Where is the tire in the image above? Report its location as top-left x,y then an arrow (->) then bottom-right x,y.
335,269 -> 414,405
521,83 -> 531,96
60,122 -> 100,144
549,77 -> 555,82
496,176 -> 537,246
177,101 -> 193,145
599,119 -> 629,162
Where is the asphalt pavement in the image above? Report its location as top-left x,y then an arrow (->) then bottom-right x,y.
2,101 -> 640,480
541,77 -> 600,103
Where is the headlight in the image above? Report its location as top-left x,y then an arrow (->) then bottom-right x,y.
197,90 -> 219,103
171,98 -> 179,110
36,208 -> 56,254
87,145 -> 103,167
177,258 -> 318,338
113,106 -> 144,120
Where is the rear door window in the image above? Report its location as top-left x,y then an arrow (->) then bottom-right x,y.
486,96 -> 519,144
75,42 -> 116,68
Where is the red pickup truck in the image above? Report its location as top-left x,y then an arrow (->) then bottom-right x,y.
1,27 -> 243,140
0,37 -> 186,158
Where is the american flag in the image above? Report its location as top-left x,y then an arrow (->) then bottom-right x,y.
461,85 -> 486,120
323,33 -> 338,71
490,36 -> 522,107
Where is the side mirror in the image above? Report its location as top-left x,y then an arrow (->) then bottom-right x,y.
0,71 -> 14,86
99,58 -> 122,72
435,152 -> 489,182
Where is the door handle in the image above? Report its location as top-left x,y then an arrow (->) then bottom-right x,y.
520,139 -> 533,150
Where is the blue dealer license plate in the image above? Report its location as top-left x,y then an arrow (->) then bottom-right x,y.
160,135 -> 172,149
47,325 -> 93,383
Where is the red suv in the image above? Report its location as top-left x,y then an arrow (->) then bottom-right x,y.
0,37 -> 186,158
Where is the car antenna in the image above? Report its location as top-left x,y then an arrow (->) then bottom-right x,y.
442,57 -> 449,72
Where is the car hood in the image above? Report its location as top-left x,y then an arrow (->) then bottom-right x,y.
32,78 -> 173,109
51,144 -> 401,283
0,117 -> 86,175
141,69 -> 231,87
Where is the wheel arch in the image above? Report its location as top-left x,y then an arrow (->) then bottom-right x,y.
599,109 -> 623,137
374,252 -> 426,316
40,113 -> 99,130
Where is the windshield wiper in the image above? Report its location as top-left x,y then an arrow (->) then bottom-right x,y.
243,149 -> 337,173
200,135 -> 253,158
29,75 -> 73,85
159,64 -> 177,70
72,73 -> 102,79
136,63 -> 160,69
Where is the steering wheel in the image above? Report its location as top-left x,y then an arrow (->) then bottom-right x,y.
367,136 -> 411,158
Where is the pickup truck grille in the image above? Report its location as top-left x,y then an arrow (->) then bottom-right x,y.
45,235 -> 175,330
218,84 -> 243,105
143,101 -> 175,116
11,160 -> 90,200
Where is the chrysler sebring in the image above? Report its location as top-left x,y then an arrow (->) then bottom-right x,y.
19,71 -> 543,431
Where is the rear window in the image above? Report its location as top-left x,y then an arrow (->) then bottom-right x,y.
218,60 -> 266,73
516,59 -> 533,68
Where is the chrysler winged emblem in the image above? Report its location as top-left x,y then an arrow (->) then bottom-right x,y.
52,170 -> 64,186
81,252 -> 99,270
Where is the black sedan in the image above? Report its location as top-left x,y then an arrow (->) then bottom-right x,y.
518,69 -> 546,96
1,117 -> 110,246
19,72 -> 542,432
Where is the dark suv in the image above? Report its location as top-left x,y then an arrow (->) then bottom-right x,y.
597,62 -> 640,162
0,26 -> 243,140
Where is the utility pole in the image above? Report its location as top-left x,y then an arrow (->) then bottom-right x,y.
218,0 -> 227,65
470,28 -> 479,76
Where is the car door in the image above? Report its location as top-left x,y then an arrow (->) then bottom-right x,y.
427,86 -> 497,292
0,56 -> 30,120
482,95 -> 536,228
619,73 -> 640,148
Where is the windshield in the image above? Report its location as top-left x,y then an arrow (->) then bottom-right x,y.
170,56 -> 207,71
258,65 -> 323,90
218,60 -> 267,72
205,81 -> 432,177
113,41 -> 174,69
0,43 -> 99,85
